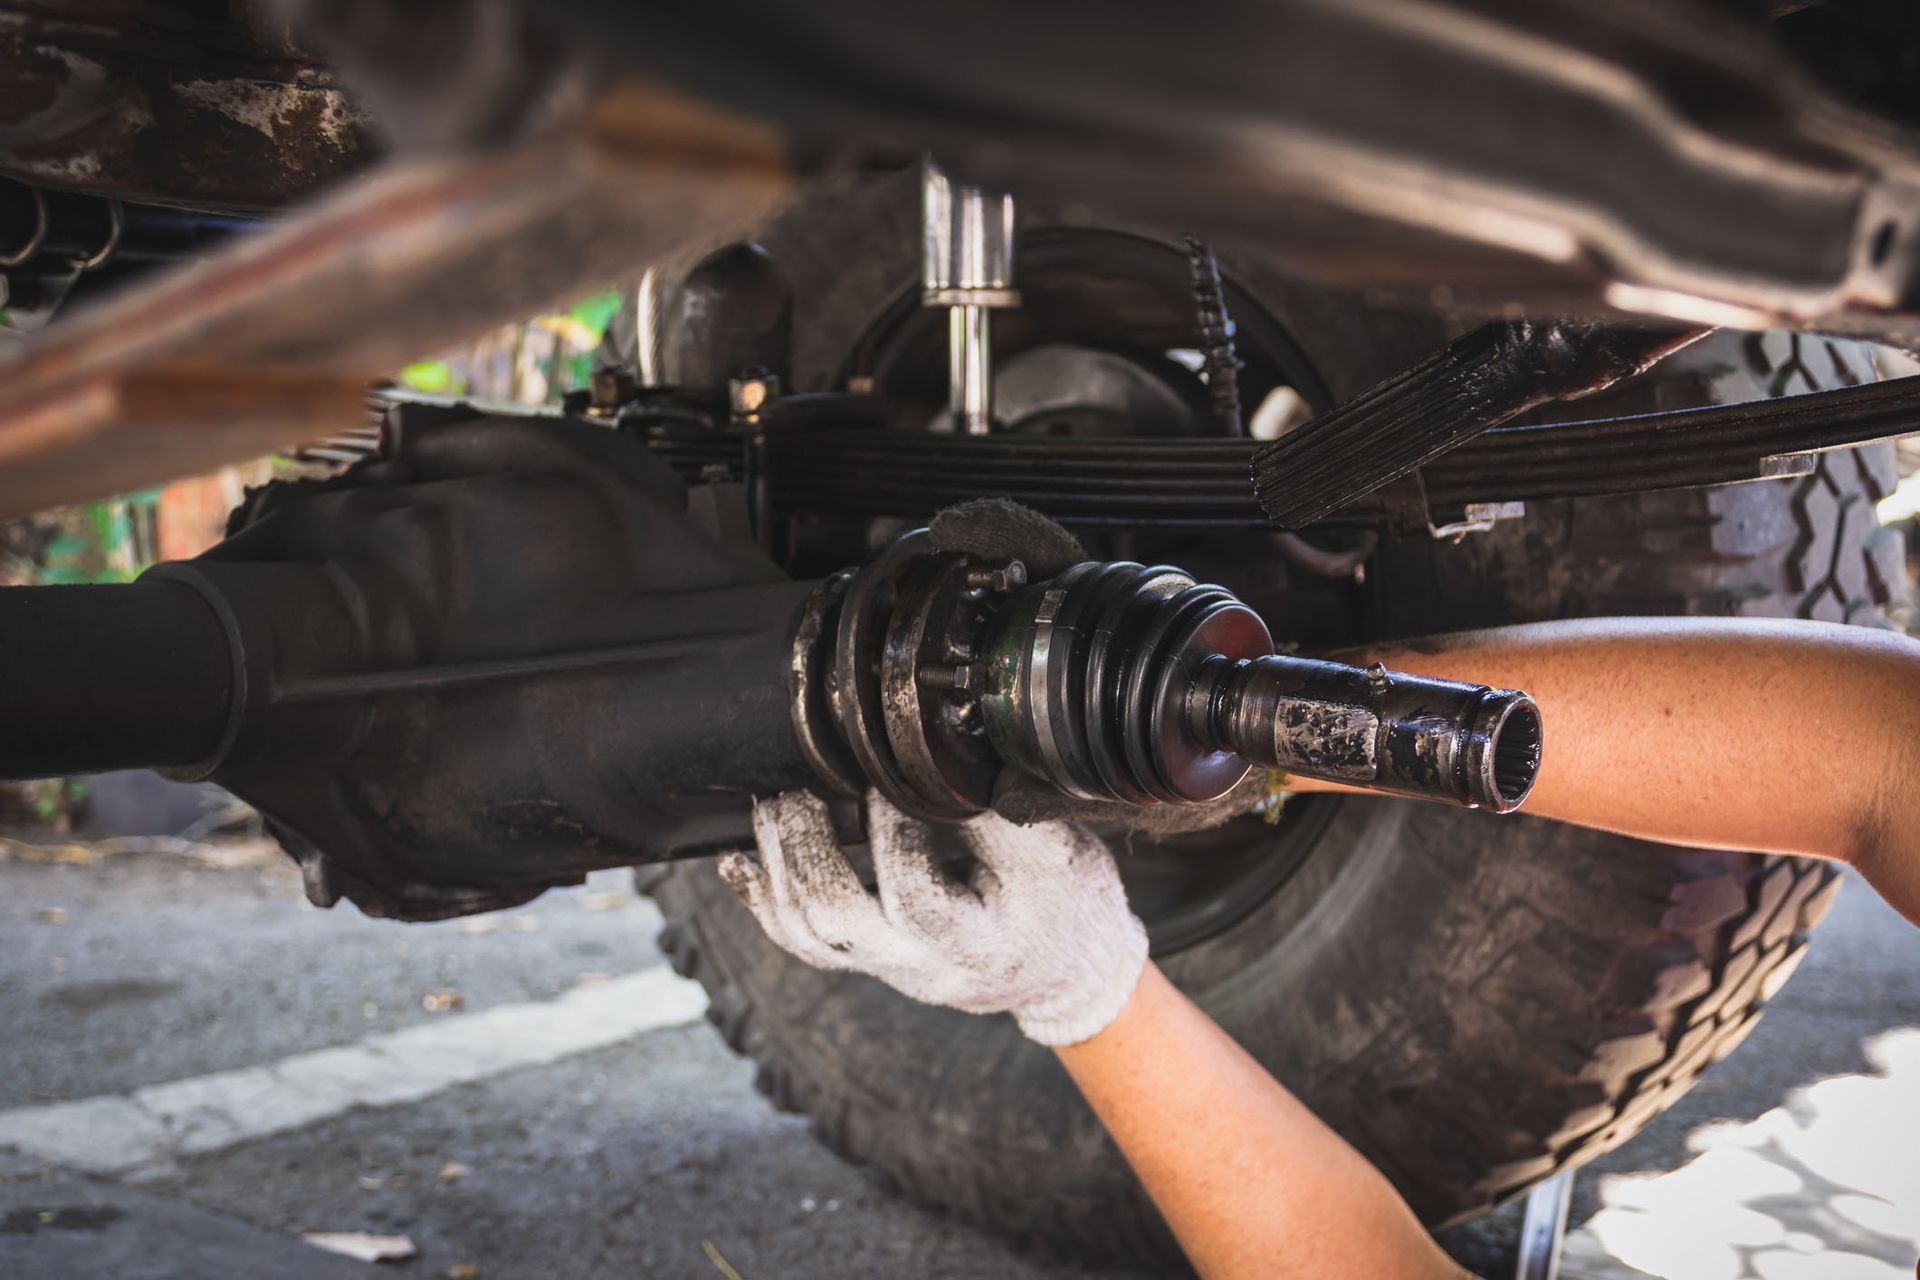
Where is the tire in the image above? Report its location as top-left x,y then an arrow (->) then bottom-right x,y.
638,176 -> 1900,1266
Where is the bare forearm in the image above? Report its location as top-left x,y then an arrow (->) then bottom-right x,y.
1312,618 -> 1920,921
1055,963 -> 1471,1280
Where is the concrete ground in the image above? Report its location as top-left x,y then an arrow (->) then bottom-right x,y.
1,828 -> 1916,1279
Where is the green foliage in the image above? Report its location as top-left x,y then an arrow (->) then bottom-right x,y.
394,288 -> 619,405
26,777 -> 88,828
556,288 -> 622,397
569,289 -> 622,337
36,492 -> 159,585
400,360 -> 461,395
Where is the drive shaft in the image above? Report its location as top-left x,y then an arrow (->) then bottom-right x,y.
795,534 -> 1544,821
1185,653 -> 1541,812
976,561 -> 1540,812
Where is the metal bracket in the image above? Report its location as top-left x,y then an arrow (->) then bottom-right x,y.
1514,1169 -> 1573,1280
1430,500 -> 1527,542
922,158 -> 1018,435
1380,470 -> 1527,541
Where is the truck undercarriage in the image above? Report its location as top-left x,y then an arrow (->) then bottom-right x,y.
2,0 -> 1916,1261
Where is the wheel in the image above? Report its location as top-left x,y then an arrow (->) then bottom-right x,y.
636,172 -> 1897,1265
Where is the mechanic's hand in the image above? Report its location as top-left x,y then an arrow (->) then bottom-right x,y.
717,790 -> 1148,1046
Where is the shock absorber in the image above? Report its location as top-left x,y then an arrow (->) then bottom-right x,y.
792,531 -> 1543,822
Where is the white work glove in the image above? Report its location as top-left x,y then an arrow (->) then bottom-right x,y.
717,790 -> 1148,1046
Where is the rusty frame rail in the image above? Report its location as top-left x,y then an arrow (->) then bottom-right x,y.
0,86 -> 792,519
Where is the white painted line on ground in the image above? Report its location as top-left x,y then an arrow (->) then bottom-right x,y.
0,966 -> 707,1175
1561,1027 -> 1920,1279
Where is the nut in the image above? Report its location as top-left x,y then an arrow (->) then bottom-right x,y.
728,371 -> 780,419
965,560 -> 1027,594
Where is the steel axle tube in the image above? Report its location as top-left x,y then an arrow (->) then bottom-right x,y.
0,579 -> 234,781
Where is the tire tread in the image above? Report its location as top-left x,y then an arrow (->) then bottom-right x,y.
636,225 -> 1897,1261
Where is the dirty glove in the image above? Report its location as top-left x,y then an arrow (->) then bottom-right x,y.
718,790 -> 1148,1046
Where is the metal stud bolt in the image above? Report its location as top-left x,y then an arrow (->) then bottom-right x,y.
917,663 -> 978,693
965,560 -> 1027,594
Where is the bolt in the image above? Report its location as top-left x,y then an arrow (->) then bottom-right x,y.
590,366 -> 628,413
1367,661 -> 1391,693
917,663 -> 976,693
965,560 -> 1028,593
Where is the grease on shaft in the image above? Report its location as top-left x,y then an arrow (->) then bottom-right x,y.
1187,654 -> 1542,812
